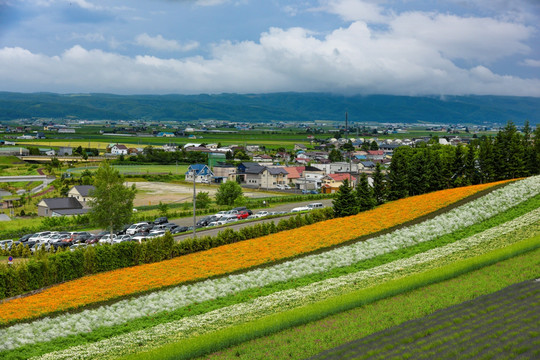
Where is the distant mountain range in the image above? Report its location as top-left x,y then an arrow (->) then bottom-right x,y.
0,92 -> 538,125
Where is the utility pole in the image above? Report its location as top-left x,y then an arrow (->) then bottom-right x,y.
346,112 -> 353,187
192,168 -> 197,239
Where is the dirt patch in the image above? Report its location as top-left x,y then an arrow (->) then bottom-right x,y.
128,182 -> 280,207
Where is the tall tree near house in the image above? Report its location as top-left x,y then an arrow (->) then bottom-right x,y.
464,142 -> 478,185
328,148 -> 343,162
372,162 -> 386,205
88,161 -> 137,237
495,121 -> 525,179
532,125 -> 540,176
386,147 -> 409,201
332,179 -> 358,218
478,136 -> 496,183
452,144 -> 466,187
215,181 -> 243,206
356,173 -> 375,212
408,148 -> 430,195
522,120 -> 537,176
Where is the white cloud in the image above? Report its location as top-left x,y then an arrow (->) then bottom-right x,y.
521,59 -> 540,67
389,12 -> 532,62
135,33 -> 199,52
315,0 -> 389,23
0,5 -> 538,96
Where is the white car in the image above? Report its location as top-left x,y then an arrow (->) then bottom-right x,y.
248,211 -> 269,219
99,234 -> 117,244
113,235 -> 132,244
208,220 -> 227,227
307,203 -> 324,209
213,211 -> 228,219
146,231 -> 166,240
126,222 -> 149,235
69,243 -> 87,252
291,206 -> 311,213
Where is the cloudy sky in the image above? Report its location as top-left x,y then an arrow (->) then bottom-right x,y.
1,0 -> 539,96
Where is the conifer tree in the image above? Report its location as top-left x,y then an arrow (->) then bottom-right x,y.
386,147 -> 409,201
356,173 -> 375,212
332,179 -> 358,217
372,162 -> 386,205
478,136 -> 496,183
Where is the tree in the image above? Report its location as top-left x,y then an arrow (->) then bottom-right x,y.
157,201 -> 169,217
333,179 -> 358,217
369,140 -> 379,150
386,147 -> 409,200
88,161 -> 137,235
356,173 -> 375,212
372,162 -> 386,205
215,181 -> 243,206
196,191 -> 211,209
328,148 -> 343,162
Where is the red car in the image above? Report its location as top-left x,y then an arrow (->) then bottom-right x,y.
236,210 -> 250,220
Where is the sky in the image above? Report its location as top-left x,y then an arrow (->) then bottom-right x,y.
0,0 -> 539,96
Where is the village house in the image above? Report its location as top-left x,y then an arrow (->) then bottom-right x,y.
237,163 -> 288,189
212,164 -> 237,183
185,164 -> 214,183
110,144 -> 128,155
68,185 -> 95,208
253,154 -> 273,163
37,197 -> 87,217
321,173 -> 357,193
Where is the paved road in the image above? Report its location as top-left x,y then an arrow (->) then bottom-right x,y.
171,198 -> 334,241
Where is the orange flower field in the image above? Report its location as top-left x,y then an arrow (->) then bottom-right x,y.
0,180 -> 510,324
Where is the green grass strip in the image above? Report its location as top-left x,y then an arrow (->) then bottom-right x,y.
123,234 -> 540,360
2,195 -> 538,360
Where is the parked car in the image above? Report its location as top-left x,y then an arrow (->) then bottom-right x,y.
131,232 -> 148,243
29,231 -> 52,243
214,211 -> 228,219
116,225 -> 132,235
236,210 -> 251,220
69,243 -> 87,252
153,217 -> 168,225
71,232 -> 93,244
171,226 -> 189,234
248,211 -> 269,219
99,234 -> 117,245
291,206 -> 311,212
146,230 -> 166,239
113,234 -> 133,243
232,207 -> 253,215
197,215 -> 219,227
126,222 -> 149,235
30,242 -> 52,253
307,202 -> 324,209
0,239 -> 13,250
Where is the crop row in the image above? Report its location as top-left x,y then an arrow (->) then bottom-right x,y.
0,179 -> 515,325
119,237 -> 540,360
19,200 -> 540,359
309,279 -> 539,360
179,245 -> 540,360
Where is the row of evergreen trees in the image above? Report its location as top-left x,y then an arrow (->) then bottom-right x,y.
333,121 -> 539,217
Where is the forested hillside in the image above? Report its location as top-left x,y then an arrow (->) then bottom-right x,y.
0,92 -> 538,124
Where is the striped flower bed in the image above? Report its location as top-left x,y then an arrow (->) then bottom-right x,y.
0,176 -> 537,359
0,180 -> 509,325
32,205 -> 540,359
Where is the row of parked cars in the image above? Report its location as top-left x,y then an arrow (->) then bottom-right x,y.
194,203 -> 324,229
0,217 -> 191,254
